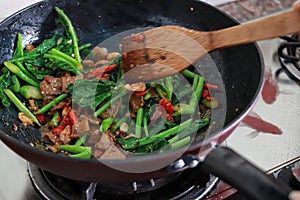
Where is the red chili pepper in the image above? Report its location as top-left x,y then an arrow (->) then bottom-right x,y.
69,110 -> 79,125
158,98 -> 174,115
164,113 -> 174,123
84,64 -> 117,79
134,89 -> 150,96
110,122 -> 117,129
202,89 -> 210,98
122,52 -> 127,59
51,116 -> 71,135
36,114 -> 46,124
57,114 -> 62,124
52,124 -> 66,135
204,83 -> 218,90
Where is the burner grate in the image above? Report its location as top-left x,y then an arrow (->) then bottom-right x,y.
27,163 -> 218,200
278,34 -> 300,83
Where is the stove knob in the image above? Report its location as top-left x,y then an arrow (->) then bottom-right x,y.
290,162 -> 300,189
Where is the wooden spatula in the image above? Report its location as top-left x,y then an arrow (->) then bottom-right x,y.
121,8 -> 300,82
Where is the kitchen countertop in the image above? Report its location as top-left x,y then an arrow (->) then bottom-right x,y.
218,0 -> 295,22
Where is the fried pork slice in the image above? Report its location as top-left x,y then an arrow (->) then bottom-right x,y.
129,94 -> 145,113
100,144 -> 126,160
45,132 -> 62,146
18,112 -> 33,126
94,132 -> 113,150
59,125 -> 72,144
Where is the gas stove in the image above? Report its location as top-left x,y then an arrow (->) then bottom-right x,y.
0,1 -> 300,200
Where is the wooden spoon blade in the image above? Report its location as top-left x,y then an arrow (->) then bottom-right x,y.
121,27 -> 208,82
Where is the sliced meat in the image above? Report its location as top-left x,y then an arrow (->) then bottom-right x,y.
100,144 -> 126,160
124,82 -> 146,92
70,125 -> 80,139
76,115 -> 91,135
45,132 -> 62,146
100,99 -> 121,119
40,75 -> 62,97
94,131 -> 113,150
84,114 -> 100,125
18,112 -> 34,126
40,73 -> 80,99
149,88 -> 159,98
150,104 -> 165,122
87,129 -> 101,144
82,59 -> 95,68
49,100 -> 68,113
48,145 -> 60,153
61,73 -> 81,93
92,149 -> 104,158
129,94 -> 145,113
28,99 -> 38,112
59,125 -> 72,144
92,46 -> 108,61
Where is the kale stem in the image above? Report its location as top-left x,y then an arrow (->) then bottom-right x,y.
94,90 -> 127,117
111,116 -> 127,133
56,145 -> 90,154
165,77 -> 173,100
78,43 -> 92,51
44,54 -> 82,75
135,108 -> 143,138
182,69 -> 197,79
170,136 -> 191,150
4,89 -> 41,126
155,85 -> 165,99
143,116 -> 149,137
50,48 -> 82,69
74,133 -> 88,146
160,83 -> 172,102
34,93 -> 68,115
139,119 -> 193,147
189,75 -> 204,108
4,62 -> 40,87
69,149 -> 92,159
55,7 -> 81,65
15,62 -> 38,82
13,33 -> 24,58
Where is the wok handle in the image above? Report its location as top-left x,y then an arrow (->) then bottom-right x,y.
199,146 -> 293,200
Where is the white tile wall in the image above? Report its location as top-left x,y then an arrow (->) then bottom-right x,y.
0,0 -> 40,21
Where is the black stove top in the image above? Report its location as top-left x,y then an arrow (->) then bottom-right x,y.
1,140 -> 300,200
28,162 -> 218,200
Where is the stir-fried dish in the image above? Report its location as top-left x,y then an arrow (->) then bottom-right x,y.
0,7 -> 219,159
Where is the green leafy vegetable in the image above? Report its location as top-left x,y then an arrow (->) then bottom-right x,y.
4,89 -> 41,126
68,78 -> 116,109
55,7 -> 81,67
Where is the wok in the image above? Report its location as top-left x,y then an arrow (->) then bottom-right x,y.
0,0 -> 293,199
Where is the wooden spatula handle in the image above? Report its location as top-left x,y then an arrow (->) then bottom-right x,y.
211,9 -> 300,50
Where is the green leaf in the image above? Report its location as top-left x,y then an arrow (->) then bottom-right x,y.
116,137 -> 139,150
26,63 -> 54,80
13,33 -> 24,59
134,138 -> 168,153
69,78 -> 115,109
25,32 -> 58,57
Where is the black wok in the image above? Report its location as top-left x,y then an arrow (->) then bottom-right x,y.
0,0 -> 293,199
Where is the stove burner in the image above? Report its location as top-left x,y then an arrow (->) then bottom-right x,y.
278,35 -> 300,83
27,163 -> 219,200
